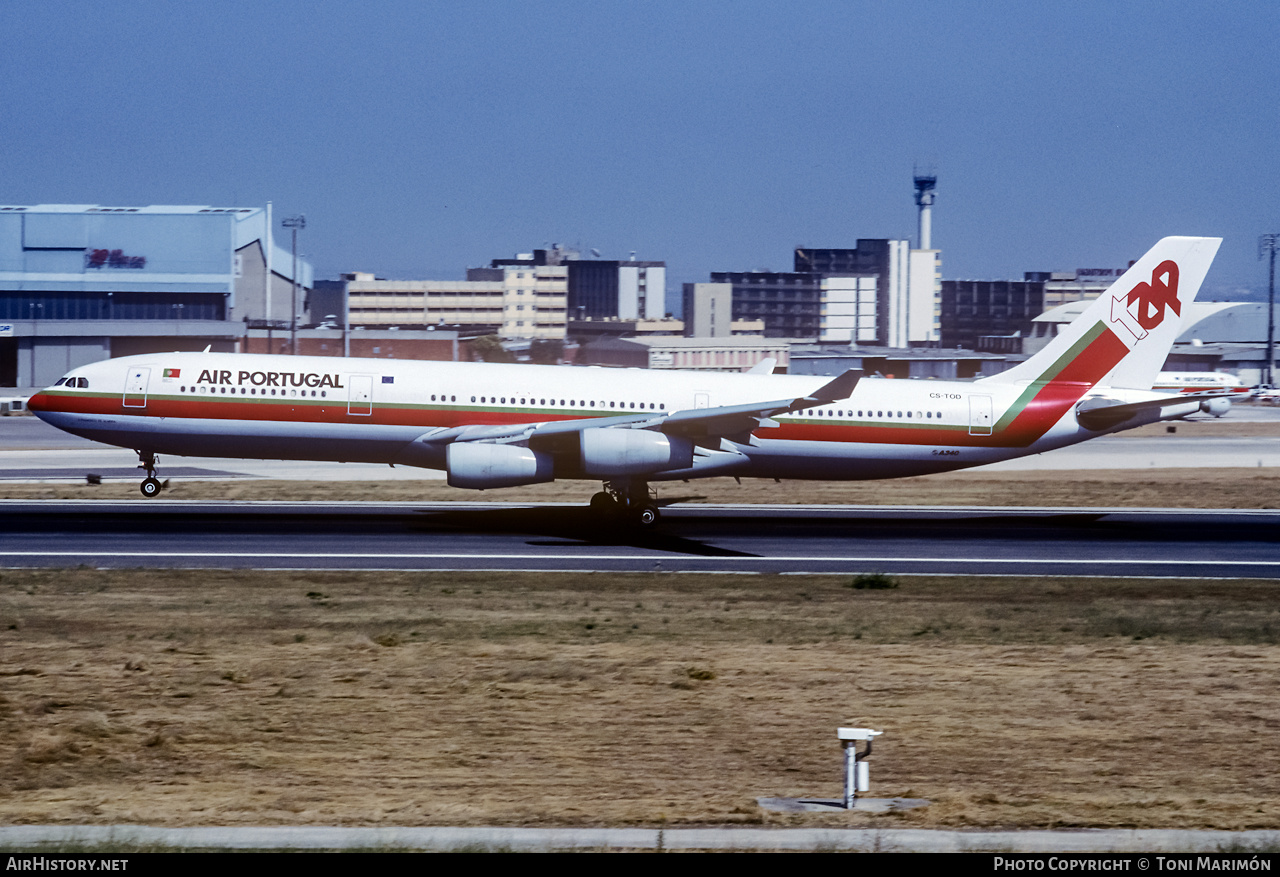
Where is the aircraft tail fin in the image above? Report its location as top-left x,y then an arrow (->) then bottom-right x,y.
982,236 -> 1221,391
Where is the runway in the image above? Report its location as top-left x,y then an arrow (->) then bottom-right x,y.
3,500 -> 1279,576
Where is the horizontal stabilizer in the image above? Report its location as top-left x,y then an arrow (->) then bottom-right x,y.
1075,391 -> 1228,431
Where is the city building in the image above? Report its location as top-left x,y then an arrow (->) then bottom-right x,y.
318,263 -> 569,341
707,271 -> 822,339
491,247 -> 667,321
567,317 -> 686,344
818,276 -> 878,343
680,282 -> 766,338
577,336 -> 790,372
940,278 -> 1046,350
940,267 -> 1126,351
323,246 -> 668,342
0,203 -> 312,387
241,327 -> 459,361
795,240 -> 939,346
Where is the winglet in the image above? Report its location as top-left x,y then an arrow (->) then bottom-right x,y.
746,357 -> 778,375
790,369 -> 862,410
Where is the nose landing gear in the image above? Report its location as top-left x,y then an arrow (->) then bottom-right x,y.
137,451 -> 169,498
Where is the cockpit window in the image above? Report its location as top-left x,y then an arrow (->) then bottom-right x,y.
77,377 -> 89,389
53,378 -> 67,386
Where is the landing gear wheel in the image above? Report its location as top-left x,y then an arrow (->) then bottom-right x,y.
633,503 -> 660,528
140,477 -> 162,498
589,491 -> 617,513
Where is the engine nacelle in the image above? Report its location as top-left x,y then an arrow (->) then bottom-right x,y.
580,428 -> 694,476
446,442 -> 554,489
1200,397 -> 1231,417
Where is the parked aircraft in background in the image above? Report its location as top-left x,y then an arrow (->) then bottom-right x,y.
1152,371 -> 1252,416
29,237 -> 1225,526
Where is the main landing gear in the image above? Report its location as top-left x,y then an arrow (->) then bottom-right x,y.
590,479 -> 661,528
137,450 -> 168,498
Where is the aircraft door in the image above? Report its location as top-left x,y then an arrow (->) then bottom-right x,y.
123,367 -> 150,408
969,395 -> 993,436
348,375 -> 373,416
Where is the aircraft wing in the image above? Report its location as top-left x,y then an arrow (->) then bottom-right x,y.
544,368 -> 861,445
1075,390 -> 1232,431
413,369 -> 862,451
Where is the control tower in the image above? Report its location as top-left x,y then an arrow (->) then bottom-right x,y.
913,170 -> 937,250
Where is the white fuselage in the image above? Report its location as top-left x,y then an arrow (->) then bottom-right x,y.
28,351 -> 1190,485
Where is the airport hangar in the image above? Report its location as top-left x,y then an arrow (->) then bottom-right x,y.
0,204 -> 314,389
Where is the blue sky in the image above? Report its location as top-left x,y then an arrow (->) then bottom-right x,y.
2,1 -> 1277,301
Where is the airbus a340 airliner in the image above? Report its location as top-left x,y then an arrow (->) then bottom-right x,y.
29,236 -> 1224,526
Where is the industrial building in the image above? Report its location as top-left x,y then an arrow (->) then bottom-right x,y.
789,344 -> 1011,380
0,204 -> 312,387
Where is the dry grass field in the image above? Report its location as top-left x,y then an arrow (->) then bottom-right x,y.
2,569 -> 1279,830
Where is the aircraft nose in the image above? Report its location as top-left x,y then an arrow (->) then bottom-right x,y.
26,391 -> 52,414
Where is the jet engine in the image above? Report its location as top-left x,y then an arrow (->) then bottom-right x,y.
1199,397 -> 1231,417
580,428 -> 694,476
446,442 -> 554,489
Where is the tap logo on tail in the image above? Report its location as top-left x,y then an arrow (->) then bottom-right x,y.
1109,260 -> 1180,342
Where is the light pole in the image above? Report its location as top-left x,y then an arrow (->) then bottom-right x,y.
1262,235 -> 1279,386
27,302 -> 42,387
282,215 -> 306,354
